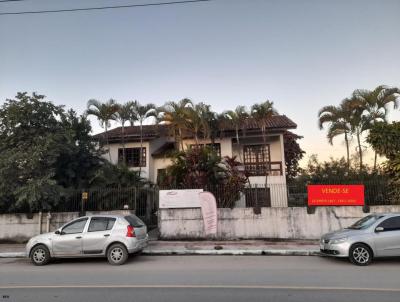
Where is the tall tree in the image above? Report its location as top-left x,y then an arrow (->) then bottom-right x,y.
159,99 -> 193,150
354,85 -> 400,170
116,102 -> 134,165
318,102 -> 352,170
86,99 -> 119,162
224,105 -> 249,161
251,101 -> 278,178
131,101 -> 157,175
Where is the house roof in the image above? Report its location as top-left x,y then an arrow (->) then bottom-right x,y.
93,115 -> 297,143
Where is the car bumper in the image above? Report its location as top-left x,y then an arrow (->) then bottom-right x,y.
127,236 -> 149,254
320,241 -> 351,257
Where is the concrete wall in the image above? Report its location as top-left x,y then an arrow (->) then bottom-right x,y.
0,210 -> 133,243
159,206 -> 400,240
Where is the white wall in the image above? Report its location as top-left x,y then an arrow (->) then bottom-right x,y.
159,206 -> 400,240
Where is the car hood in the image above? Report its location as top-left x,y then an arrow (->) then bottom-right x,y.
28,232 -> 55,243
322,228 -> 364,240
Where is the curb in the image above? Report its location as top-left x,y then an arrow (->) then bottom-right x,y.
0,249 -> 320,258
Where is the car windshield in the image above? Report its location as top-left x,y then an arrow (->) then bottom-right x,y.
346,215 -> 384,230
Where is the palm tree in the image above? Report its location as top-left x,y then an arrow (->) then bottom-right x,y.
131,101 -> 157,175
342,96 -> 369,171
251,101 -> 278,177
353,85 -> 400,169
159,99 -> 193,150
224,105 -> 249,161
86,99 -> 119,162
116,102 -> 134,165
318,102 -> 352,170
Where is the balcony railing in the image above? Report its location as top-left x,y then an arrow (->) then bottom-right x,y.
244,161 -> 283,176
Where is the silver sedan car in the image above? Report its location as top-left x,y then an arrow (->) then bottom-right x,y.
320,213 -> 400,266
26,214 -> 148,265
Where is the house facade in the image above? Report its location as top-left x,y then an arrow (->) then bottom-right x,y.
95,115 -> 298,206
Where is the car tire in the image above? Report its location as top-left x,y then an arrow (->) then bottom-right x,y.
349,243 -> 373,266
30,244 -> 51,266
107,243 -> 128,265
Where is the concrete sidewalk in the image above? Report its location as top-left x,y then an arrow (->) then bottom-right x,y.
0,239 -> 320,258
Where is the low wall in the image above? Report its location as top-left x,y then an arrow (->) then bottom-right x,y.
159,206 -> 400,240
0,210 -> 132,243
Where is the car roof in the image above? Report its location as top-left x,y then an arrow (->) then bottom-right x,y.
81,214 -> 132,219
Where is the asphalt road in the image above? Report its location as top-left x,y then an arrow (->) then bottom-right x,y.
1,255 -> 400,302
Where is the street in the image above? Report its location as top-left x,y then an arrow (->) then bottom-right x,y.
1,255 -> 400,302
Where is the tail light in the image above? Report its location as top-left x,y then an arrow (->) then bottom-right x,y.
126,225 -> 136,237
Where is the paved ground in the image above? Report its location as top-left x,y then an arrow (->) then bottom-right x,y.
1,255 -> 400,301
0,239 -> 320,256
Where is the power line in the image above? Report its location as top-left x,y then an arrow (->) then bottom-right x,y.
0,0 -> 27,2
0,0 -> 214,15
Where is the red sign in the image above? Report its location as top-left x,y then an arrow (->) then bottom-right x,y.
308,185 -> 364,206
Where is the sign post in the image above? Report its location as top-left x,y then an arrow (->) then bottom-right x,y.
308,185 -> 364,206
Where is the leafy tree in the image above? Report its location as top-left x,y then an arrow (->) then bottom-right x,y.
86,99 -> 119,161
318,101 -> 352,170
224,105 -> 249,161
354,85 -> 400,169
0,93 -> 103,212
131,101 -> 157,174
158,99 -> 193,150
367,122 -> 400,191
283,131 -> 305,179
160,147 -> 248,208
116,102 -> 134,164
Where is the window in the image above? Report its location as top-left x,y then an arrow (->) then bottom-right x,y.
62,218 -> 88,234
377,217 -> 400,231
243,144 -> 271,176
88,217 -> 116,232
118,148 -> 146,167
189,143 -> 221,157
124,215 -> 145,227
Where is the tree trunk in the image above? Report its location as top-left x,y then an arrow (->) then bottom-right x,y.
179,127 -> 184,151
374,151 -> 378,171
236,126 -> 242,162
121,123 -> 126,165
139,121 -> 143,176
344,131 -> 350,171
262,126 -> 269,184
356,129 -> 363,171
105,124 -> 112,162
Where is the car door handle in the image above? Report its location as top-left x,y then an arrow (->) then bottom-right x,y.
75,236 -> 82,239
104,234 -> 110,237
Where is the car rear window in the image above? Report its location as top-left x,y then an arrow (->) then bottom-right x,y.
124,215 -> 145,227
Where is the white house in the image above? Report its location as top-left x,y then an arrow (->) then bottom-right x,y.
95,115 -> 298,207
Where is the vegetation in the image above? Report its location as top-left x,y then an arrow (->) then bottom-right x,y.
158,147 -> 249,208
0,93 -> 144,213
318,85 -> 400,171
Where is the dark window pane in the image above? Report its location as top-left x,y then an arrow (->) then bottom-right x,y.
107,218 -> 116,230
124,215 -> 145,227
62,218 -> 88,234
378,217 -> 400,231
118,148 -> 146,167
88,217 -> 116,232
243,145 -> 271,176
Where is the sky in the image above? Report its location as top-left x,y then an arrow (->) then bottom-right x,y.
1,0 -> 399,166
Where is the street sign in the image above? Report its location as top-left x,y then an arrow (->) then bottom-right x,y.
82,192 -> 89,200
308,185 -> 364,206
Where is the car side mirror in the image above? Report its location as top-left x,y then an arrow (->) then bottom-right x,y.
55,230 -> 60,235
375,226 -> 384,232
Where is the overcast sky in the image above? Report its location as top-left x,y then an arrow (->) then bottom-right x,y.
1,0 -> 399,166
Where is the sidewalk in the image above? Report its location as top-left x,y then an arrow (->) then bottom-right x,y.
0,240 -> 320,258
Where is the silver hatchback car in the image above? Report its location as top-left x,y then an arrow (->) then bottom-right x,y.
320,213 -> 400,266
26,214 -> 149,265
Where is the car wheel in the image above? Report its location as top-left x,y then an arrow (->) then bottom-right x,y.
30,245 -> 51,266
107,243 -> 128,265
349,243 -> 372,266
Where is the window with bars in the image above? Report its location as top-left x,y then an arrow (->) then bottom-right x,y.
243,144 -> 271,176
118,148 -> 146,167
189,143 -> 221,157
